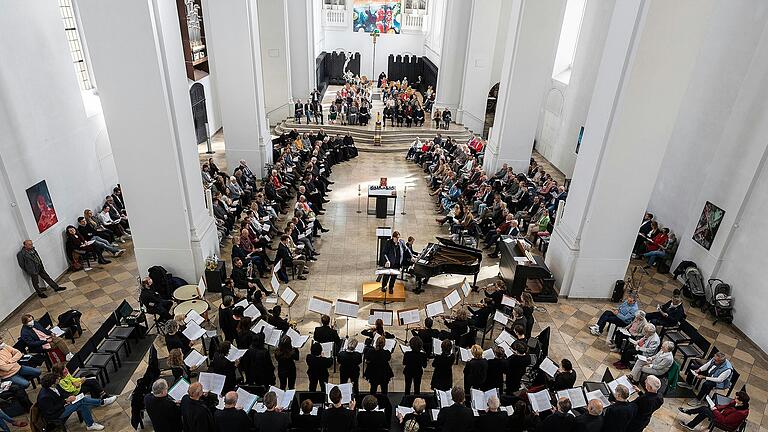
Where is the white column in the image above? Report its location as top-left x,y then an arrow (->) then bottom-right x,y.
286,0 -> 316,99
455,0 -> 502,134
256,0 -> 293,126
433,0 -> 471,114
483,0 -> 566,174
203,0 -> 272,174
549,0 -> 616,178
545,0 -> 715,298
79,0 -> 219,281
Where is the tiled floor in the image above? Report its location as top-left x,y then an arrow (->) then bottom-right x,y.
2,143 -> 767,431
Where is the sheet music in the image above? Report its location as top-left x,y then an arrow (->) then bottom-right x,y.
375,228 -> 393,237
251,319 -> 274,336
265,329 -> 282,347
636,355 -> 649,363
375,269 -> 401,275
495,330 -> 514,346
435,389 -> 453,408
184,310 -> 204,326
461,278 -> 471,297
236,387 -> 258,411
50,326 -> 66,337
539,357 -> 559,378
325,382 -> 353,404
205,330 -> 218,338
400,344 -> 412,353
216,395 -> 225,410
425,300 -> 445,318
308,296 -> 333,316
184,349 -> 207,368
265,295 -> 278,304
273,260 -> 282,273
459,347 -> 472,362
444,290 -> 461,310
431,409 -> 440,420
320,342 -> 335,358
341,338 -> 365,353
384,338 -> 396,352
585,389 -> 611,407
397,308 -> 420,325
493,310 -> 509,325
286,328 -> 309,348
608,375 -> 635,395
368,309 -> 394,326
503,238 -> 515,244
234,298 -> 249,309
198,372 -> 226,395
513,257 -> 530,264
618,327 -> 631,336
471,388 -> 499,411
182,322 -> 205,341
197,276 -> 207,297
280,286 -> 298,306
335,299 -> 360,318
396,406 -> 415,417
482,349 -> 495,360
271,274 -> 280,292
556,388 -> 587,409
226,347 -> 247,362
498,342 -> 513,357
243,304 -> 261,319
168,378 -> 190,401
706,395 -> 715,410
502,295 -> 516,307
432,338 -> 443,355
502,405 -> 515,415
528,389 -> 553,412
268,386 -> 295,409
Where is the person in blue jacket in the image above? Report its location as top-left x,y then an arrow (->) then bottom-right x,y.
590,293 -> 639,335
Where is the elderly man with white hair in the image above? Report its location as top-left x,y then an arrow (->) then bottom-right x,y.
626,375 -> 664,432
475,395 -> 508,429
630,340 -> 675,383
574,399 -> 604,432
615,323 -> 660,370
143,379 -> 182,432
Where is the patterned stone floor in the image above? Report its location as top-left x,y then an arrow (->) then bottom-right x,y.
1,145 -> 767,431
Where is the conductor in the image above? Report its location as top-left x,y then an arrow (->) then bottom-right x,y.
379,231 -> 411,295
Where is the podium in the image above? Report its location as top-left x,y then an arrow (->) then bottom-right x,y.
368,186 -> 397,218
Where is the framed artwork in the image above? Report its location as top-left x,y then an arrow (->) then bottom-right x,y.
353,0 -> 402,34
26,180 -> 58,233
692,201 -> 725,250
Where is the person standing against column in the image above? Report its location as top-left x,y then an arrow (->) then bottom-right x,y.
16,240 -> 65,298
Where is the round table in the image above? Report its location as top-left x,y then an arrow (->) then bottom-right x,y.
174,299 -> 210,318
173,284 -> 201,302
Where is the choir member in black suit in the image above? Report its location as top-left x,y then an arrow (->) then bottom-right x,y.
214,391 -> 253,432
403,336 -> 428,395
252,391 -> 291,432
483,346 -> 506,391
275,336 -> 299,390
356,395 -> 387,430
321,386 -> 356,432
364,336 -> 395,394
431,339 -> 455,391
436,386 -> 474,432
292,399 -> 321,431
463,344 -> 488,392
306,342 -> 333,392
338,337 -> 363,395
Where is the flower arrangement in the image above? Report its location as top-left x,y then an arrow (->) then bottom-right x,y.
204,255 -> 219,271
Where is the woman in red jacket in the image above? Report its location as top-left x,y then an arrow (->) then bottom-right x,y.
678,390 -> 749,430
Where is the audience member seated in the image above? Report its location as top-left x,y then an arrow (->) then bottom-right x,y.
76,217 -> 124,256
679,352 -> 734,407
642,228 -> 675,269
37,372 -> 106,430
609,310 -> 647,354
321,386 -> 356,432
20,314 -> 71,362
614,323 -> 660,370
51,363 -> 113,403
0,336 -> 40,389
646,289 -> 686,328
632,212 -> 655,256
589,293 -> 639,336
679,390 -> 749,431
436,386 -> 474,432
140,277 -> 174,321
64,225 -> 111,265
630,340 -> 674,384
144,379 -> 182,432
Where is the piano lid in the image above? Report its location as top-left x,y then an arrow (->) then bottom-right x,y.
435,237 -> 482,255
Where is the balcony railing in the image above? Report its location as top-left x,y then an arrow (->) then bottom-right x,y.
323,9 -> 347,27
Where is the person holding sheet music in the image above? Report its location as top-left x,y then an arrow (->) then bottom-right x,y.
322,386 -> 356,431
357,395 -> 387,430
520,292 -> 536,339
379,231 -> 412,294
609,310 -> 647,354
164,320 -> 192,356
615,324 -> 659,370
338,338 -> 363,395
218,295 -> 238,342
364,336 -> 394,394
209,342 -> 238,394
275,337 -> 299,390
214,391 -> 253,431
361,319 -> 395,345
167,348 -> 192,384
397,398 -> 429,430
590,292 -> 639,336
505,341 -> 531,395
276,235 -> 307,281
268,306 -> 291,332
306,342 -> 333,392
536,397 -> 575,431
293,399 -> 321,430
144,379 -> 182,432
410,318 -> 439,357
474,395 -> 508,429
550,359 -> 577,392
630,340 -> 674,384
678,390 -> 750,431
313,315 -> 341,347
463,345 -> 488,395
483,346 -> 507,391
626,375 -> 663,432
235,317 -> 254,349
602,384 -> 637,432
403,337 -> 428,395
574,399 -> 604,432
241,333 -> 275,387
645,289 -> 686,328
436,386 -> 474,432
508,400 -> 540,432
431,340 -> 455,391
252,391 -> 291,432
180,382 -> 216,432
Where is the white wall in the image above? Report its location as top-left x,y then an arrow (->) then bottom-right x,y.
288,0 -> 316,98
423,0 -> 446,65
0,2 -> 119,319
323,28 -> 426,80
258,0 -> 292,125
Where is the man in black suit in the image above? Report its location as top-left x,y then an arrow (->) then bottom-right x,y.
574,399 -> 603,432
313,314 -> 341,347
356,395 -> 387,430
537,397 -> 575,431
36,373 -> 104,430
626,376 -> 664,432
218,295 -> 238,342
633,212 -> 654,256
180,382 -> 216,432
436,386 -> 474,432
276,235 -> 306,281
321,386 -> 356,432
379,231 -> 411,294
215,391 -> 252,431
475,395 -> 508,429
292,399 -> 321,430
411,317 -> 440,356
144,379 -> 182,432
602,384 -> 637,432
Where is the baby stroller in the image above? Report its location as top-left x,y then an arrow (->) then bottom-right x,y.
706,278 -> 734,325
680,264 -> 707,308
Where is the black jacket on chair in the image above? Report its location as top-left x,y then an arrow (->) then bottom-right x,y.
436,403 -> 474,432
144,394 -> 182,432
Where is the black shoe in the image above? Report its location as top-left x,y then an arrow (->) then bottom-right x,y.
380,287 -> 386,293
321,228 -> 330,233
297,275 -> 307,280
53,286 -> 66,292
388,289 -> 394,295
37,292 -> 48,299
322,199 -> 330,203
328,181 -> 335,185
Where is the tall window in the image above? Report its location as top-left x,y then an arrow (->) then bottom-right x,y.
58,0 -> 94,91
552,0 -> 586,84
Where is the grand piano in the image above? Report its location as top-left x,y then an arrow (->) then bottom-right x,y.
498,236 -> 558,303
411,237 -> 483,290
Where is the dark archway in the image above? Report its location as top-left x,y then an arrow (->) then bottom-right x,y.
483,82 -> 500,139
190,83 -> 208,144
